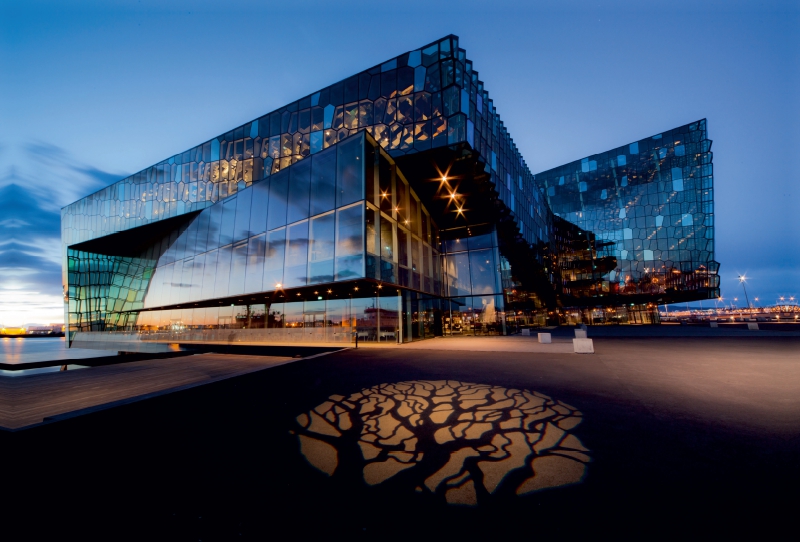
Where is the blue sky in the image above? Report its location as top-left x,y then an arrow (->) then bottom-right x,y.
1,0 -> 798,324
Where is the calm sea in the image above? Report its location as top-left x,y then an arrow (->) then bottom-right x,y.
0,337 -> 117,365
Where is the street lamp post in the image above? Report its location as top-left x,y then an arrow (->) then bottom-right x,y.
738,275 -> 751,311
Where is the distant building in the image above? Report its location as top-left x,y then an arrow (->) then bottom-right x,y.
62,35 -> 718,348
26,325 -> 65,335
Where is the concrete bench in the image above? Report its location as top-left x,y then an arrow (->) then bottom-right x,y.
575,329 -> 587,339
747,323 -> 759,331
538,333 -> 551,343
573,338 -> 594,354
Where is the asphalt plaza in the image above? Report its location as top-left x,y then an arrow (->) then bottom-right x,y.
6,331 -> 799,538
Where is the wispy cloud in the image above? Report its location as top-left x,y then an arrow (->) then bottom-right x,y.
0,142 -> 127,326
1,141 -> 122,212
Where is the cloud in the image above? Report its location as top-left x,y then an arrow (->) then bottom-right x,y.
1,140 -> 126,211
0,184 -> 62,236
0,141 -> 128,325
0,290 -> 65,328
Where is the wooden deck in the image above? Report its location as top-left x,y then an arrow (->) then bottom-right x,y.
0,353 -> 295,430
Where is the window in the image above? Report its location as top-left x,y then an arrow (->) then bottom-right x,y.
672,167 -> 684,192
287,158 -> 311,224
380,213 -> 396,261
309,212 -> 335,284
244,234 -> 266,294
267,170 -> 289,230
397,227 -> 409,267
233,189 -> 252,241
335,203 -> 364,281
337,135 -> 364,207
366,206 -> 379,255
263,228 -> 286,290
469,249 -> 497,294
444,252 -> 471,297
229,240 -> 248,295
201,249 -> 217,299
284,220 -> 309,288
249,180 -> 269,236
204,203 -> 223,251
219,197 -> 237,246
214,244 -> 233,298
310,146 -> 337,215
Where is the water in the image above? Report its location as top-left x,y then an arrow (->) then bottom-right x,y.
0,337 -> 118,365
0,364 -> 88,377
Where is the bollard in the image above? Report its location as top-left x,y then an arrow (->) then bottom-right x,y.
575,329 -> 587,339
573,338 -> 594,354
538,333 -> 551,344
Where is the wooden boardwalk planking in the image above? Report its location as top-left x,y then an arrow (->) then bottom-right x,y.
0,354 -> 294,430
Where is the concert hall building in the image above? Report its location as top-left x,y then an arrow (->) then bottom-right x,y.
62,35 -> 719,348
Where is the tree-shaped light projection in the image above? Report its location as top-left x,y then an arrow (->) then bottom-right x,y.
293,380 -> 590,505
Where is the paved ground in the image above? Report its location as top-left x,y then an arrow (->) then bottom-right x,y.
0,353 -> 294,430
560,322 -> 800,338
360,334 -> 575,352
5,334 -> 799,538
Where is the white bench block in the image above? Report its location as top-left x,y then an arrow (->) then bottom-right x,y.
710,322 -> 718,328
538,333 -> 551,343
573,338 -> 594,354
575,329 -> 587,339
521,329 -> 531,336
747,323 -> 759,331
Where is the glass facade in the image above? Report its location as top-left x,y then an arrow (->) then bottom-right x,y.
60,35 -> 549,270
535,120 -> 719,309
65,132 -> 498,342
62,36 -> 719,346
143,133 -> 368,309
